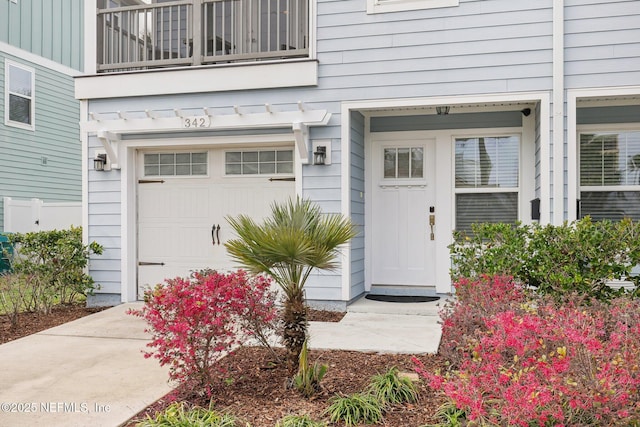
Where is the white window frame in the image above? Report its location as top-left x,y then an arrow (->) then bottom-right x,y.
453,133 -> 522,231
223,148 -> 295,177
577,125 -> 640,220
142,151 -> 209,178
367,0 -> 458,14
4,59 -> 35,131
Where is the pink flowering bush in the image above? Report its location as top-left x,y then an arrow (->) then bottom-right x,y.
416,276 -> 640,426
438,275 -> 529,366
129,270 -> 279,395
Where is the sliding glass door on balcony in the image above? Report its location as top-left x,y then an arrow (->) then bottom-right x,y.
97,0 -> 309,72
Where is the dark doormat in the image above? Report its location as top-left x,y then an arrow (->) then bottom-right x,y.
365,294 -> 440,303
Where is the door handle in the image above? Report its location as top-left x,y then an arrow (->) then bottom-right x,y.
429,214 -> 435,240
211,225 -> 216,246
216,224 -> 221,245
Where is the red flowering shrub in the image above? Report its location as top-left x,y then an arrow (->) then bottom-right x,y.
416,275 -> 640,426
128,270 -> 279,395
438,275 -> 529,366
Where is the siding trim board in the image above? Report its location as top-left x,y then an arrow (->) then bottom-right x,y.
0,42 -> 81,77
367,0 -> 459,14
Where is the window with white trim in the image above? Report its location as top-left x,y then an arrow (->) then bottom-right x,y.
579,131 -> 640,221
225,149 -> 293,175
454,136 -> 520,233
144,152 -> 208,176
367,0 -> 459,14
5,60 -> 34,130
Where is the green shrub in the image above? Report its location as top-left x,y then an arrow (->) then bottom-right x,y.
136,402 -> 238,427
275,414 -> 327,427
7,226 -> 103,313
326,393 -> 384,426
450,217 -> 640,300
367,366 -> 418,405
0,273 -> 30,328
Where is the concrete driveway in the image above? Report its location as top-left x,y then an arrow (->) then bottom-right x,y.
0,303 -> 171,427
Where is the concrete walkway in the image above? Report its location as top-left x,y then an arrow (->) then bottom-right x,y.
0,296 -> 444,427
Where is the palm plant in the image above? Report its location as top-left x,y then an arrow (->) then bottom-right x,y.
225,197 -> 357,374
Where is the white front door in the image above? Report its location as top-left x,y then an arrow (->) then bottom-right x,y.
137,147 -> 295,298
370,138 -> 437,287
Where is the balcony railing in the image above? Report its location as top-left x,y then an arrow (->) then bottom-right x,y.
97,0 -> 309,73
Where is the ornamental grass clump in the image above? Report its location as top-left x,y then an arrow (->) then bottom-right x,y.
416,275 -> 640,426
293,339 -> 328,397
136,402 -> 238,427
326,392 -> 384,426
367,366 -> 418,405
129,270 -> 278,395
275,414 -> 327,427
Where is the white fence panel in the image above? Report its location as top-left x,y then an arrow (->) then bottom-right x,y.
3,197 -> 82,233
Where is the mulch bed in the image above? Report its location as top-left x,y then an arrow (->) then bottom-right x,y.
125,346 -> 446,427
0,303 -> 107,345
124,308 -> 446,426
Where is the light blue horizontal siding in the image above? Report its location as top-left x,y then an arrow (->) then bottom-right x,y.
0,0 -> 83,71
305,271 -> 343,302
565,0 -> 640,89
0,51 -> 81,232
87,134 -> 122,295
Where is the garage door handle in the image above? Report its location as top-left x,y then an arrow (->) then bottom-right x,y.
138,261 -> 165,266
211,224 -> 221,245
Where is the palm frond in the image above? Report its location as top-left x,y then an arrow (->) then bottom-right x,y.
225,196 -> 357,295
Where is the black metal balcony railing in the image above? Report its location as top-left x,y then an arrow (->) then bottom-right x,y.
97,0 -> 309,73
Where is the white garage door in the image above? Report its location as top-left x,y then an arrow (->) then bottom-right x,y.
137,147 -> 295,298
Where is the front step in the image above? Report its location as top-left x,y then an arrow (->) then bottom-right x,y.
347,293 -> 446,316
369,284 -> 438,297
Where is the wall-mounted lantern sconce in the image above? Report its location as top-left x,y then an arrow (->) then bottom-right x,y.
94,153 -> 107,171
312,140 -> 332,166
313,146 -> 327,165
436,106 -> 450,115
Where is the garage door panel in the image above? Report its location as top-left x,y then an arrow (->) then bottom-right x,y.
137,148 -> 295,300
139,186 -> 210,220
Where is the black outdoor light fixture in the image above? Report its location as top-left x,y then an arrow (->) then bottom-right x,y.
436,106 -> 450,115
94,153 -> 107,171
313,145 -> 327,165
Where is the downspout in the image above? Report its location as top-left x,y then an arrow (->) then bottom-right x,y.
552,0 -> 565,225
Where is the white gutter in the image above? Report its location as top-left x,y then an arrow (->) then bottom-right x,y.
552,0 -> 565,225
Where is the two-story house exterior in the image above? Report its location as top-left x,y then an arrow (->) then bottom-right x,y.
76,0 -> 640,308
0,1 -> 84,232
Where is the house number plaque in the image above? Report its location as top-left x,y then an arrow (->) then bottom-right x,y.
182,116 -> 211,128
